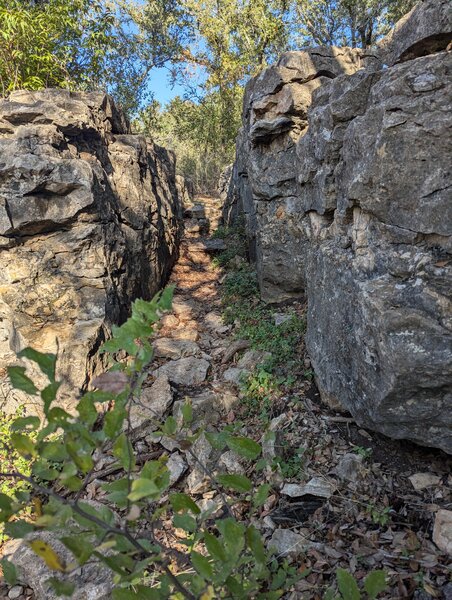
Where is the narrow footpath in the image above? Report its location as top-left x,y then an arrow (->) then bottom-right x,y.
1,195 -> 451,600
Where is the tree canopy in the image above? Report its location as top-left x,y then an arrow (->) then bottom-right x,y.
0,0 -> 418,191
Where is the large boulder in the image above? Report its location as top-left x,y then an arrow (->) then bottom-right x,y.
377,0 -> 452,66
0,89 -> 183,413
226,0 -> 452,453
301,51 -> 452,452
227,46 -> 379,302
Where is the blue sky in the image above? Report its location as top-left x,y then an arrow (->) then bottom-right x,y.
146,67 -> 186,105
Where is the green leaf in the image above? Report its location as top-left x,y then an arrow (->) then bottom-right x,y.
66,443 -> 93,474
246,525 -> 266,564
94,551 -> 133,576
113,433 -> 135,471
336,568 -> 360,600
76,394 -> 98,426
41,382 -> 61,414
225,576 -> 244,596
46,578 -> 75,597
10,416 -> 40,431
0,493 -> 13,512
61,476 -> 84,492
17,348 -> 56,381
0,558 -> 17,585
113,586 -> 161,599
103,478 -> 130,507
60,536 -> 94,566
162,415 -> 177,436
181,402 -> 193,426
253,483 -> 271,508
173,513 -> 197,533
364,570 -> 387,599
226,436 -> 261,460
169,493 -> 200,515
128,478 -> 159,502
104,407 -> 127,439
217,518 -> 245,559
205,431 -> 228,450
204,531 -> 226,561
217,473 -> 252,493
41,441 -> 68,462
10,432 -> 36,457
7,366 -> 38,395
191,551 -> 213,580
158,285 -> 175,311
4,519 -> 35,538
32,460 -> 59,481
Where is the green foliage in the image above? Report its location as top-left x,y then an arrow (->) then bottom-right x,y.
1,287 -> 304,598
240,368 -> 283,422
325,568 -> 388,599
136,92 -> 241,193
352,445 -> 373,460
271,445 -> 306,479
295,0 -> 418,48
366,504 -> 392,527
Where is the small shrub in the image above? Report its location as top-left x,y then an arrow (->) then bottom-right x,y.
0,288 -> 305,598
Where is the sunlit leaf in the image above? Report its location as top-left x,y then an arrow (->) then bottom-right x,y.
28,539 -> 67,571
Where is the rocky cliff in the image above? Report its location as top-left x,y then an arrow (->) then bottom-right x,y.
223,0 -> 452,453
0,89 -> 183,412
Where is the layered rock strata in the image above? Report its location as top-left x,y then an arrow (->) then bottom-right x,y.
223,0 -> 452,452
0,89 -> 183,412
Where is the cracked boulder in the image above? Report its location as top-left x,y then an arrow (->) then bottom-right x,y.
302,50 -> 452,453
224,1 -> 452,452
0,89 -> 183,413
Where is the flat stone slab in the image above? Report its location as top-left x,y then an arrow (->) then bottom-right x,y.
153,337 -> 200,359
153,357 -> 210,386
268,529 -> 306,558
129,375 -> 173,428
281,477 -> 335,499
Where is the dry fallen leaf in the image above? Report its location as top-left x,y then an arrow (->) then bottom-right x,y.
92,371 -> 129,394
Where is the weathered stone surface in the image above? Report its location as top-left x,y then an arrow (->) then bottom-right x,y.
224,2 -> 452,452
4,531 -> 113,600
281,477 -> 335,499
167,452 -> 188,486
224,46 -> 376,303
129,375 -> 174,428
153,337 -> 200,359
153,357 -> 210,386
303,51 -> 452,453
0,89 -> 183,413
333,454 -> 364,483
268,529 -> 306,558
433,509 -> 452,555
377,0 -> 452,66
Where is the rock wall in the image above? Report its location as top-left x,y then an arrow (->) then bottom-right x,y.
223,0 -> 452,453
0,89 -> 183,412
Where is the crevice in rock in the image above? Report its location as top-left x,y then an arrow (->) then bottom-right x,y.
398,32 -> 452,62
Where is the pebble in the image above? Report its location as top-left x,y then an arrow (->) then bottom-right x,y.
8,586 -> 24,600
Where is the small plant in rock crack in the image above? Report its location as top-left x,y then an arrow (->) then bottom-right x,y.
366,503 -> 392,527
271,446 -> 306,480
352,446 -> 373,460
324,568 -> 388,600
0,287 -> 305,599
240,368 -> 283,422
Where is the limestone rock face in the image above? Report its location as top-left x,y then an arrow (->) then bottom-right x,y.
377,0 -> 452,66
226,46 -> 379,302
0,89 -> 183,412
224,1 -> 452,453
